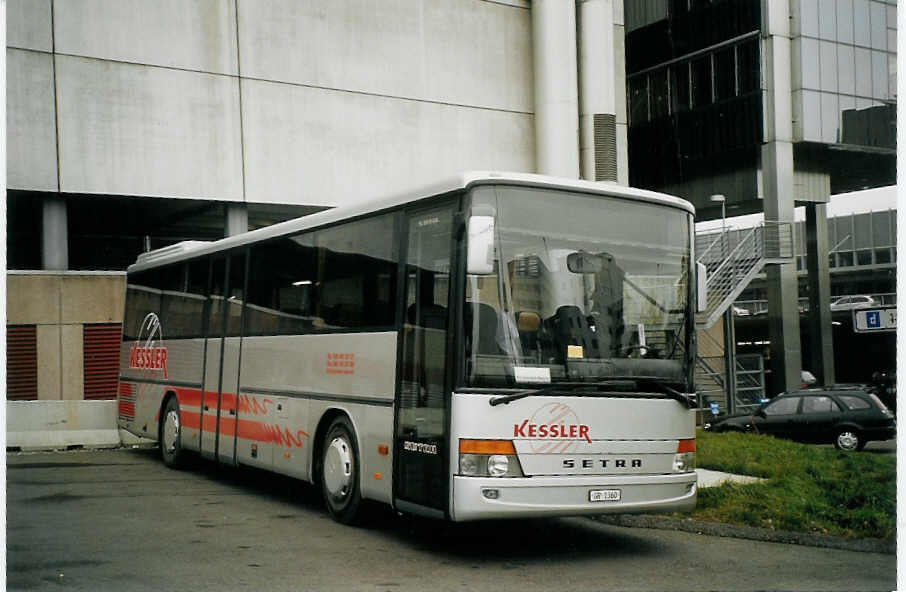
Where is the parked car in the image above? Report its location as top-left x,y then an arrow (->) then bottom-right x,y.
867,370 -> 896,414
801,370 -> 817,388
703,387 -> 895,451
829,294 -> 877,311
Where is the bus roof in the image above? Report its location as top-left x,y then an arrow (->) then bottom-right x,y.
130,171 -> 695,272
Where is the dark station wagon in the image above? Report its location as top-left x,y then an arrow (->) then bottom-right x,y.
703,388 -> 895,451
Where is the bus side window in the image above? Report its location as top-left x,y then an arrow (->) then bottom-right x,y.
314,214 -> 399,331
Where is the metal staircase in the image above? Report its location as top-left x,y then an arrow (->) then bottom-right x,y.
695,221 -> 794,329
693,221 -> 793,412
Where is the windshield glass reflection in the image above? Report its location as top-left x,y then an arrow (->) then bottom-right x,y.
464,185 -> 693,390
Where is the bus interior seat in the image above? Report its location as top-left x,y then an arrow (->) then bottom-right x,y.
548,305 -> 600,361
464,302 -> 503,356
406,303 -> 448,330
515,310 -> 543,355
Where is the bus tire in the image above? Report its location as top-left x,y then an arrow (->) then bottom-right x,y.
160,396 -> 187,469
320,416 -> 362,524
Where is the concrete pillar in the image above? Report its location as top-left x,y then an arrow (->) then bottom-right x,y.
225,203 -> 248,237
578,0 -> 619,182
722,309 -> 737,414
760,2 -> 801,395
42,195 -> 68,270
531,0 -> 580,178
762,142 -> 802,395
805,203 -> 835,386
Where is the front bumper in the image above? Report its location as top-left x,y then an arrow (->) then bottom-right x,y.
450,472 -> 697,522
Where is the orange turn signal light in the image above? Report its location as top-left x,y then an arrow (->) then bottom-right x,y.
676,439 -> 695,453
459,439 -> 516,455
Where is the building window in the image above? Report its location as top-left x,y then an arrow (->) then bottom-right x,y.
671,63 -> 691,112
874,248 -> 892,264
713,46 -> 736,101
691,56 -> 712,107
650,70 -> 670,119
629,76 -> 649,124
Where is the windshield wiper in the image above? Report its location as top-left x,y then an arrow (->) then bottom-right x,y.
488,378 -> 697,408
622,377 -> 697,409
488,383 -> 594,407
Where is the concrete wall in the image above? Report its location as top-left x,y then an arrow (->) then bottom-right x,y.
7,272 -> 126,400
7,0 -> 536,207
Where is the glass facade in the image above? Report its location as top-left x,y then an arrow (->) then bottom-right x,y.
792,0 -> 897,148
625,0 -> 763,205
788,208 -> 897,271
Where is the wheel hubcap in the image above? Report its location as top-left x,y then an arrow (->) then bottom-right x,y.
837,431 -> 858,450
324,436 -> 353,498
163,409 -> 180,454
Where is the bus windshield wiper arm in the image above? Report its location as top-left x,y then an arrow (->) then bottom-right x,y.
488,383 -> 590,406
627,377 -> 697,409
489,379 -> 695,408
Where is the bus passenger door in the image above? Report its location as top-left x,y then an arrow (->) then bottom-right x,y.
217,252 -> 246,464
200,253 -> 245,464
394,205 -> 454,516
200,258 -> 227,459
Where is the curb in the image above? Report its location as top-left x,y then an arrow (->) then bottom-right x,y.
589,514 -> 895,555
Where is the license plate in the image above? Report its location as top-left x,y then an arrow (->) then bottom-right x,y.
589,489 -> 621,502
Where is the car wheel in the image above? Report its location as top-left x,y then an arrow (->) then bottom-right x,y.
834,429 -> 864,451
160,396 -> 187,468
320,416 -> 362,524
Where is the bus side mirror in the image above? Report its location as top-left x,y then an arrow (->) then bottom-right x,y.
696,261 -> 708,312
467,215 -> 495,275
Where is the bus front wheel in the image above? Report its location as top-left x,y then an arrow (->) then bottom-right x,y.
320,416 -> 362,524
160,396 -> 187,469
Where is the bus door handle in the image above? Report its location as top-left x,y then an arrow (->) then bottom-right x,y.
229,409 -> 236,416
204,405 -> 210,411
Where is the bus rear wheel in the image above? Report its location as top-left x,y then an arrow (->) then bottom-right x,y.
320,416 -> 362,524
160,396 -> 187,469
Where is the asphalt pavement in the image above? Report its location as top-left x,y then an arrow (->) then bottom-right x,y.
6,448 -> 897,592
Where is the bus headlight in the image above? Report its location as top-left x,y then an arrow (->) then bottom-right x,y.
458,440 -> 524,477
460,454 -> 480,476
487,455 -> 509,477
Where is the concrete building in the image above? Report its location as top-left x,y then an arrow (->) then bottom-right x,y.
6,0 -> 630,406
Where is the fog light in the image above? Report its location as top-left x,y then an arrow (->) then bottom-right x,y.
487,454 -> 509,477
482,488 -> 499,500
460,454 -> 479,476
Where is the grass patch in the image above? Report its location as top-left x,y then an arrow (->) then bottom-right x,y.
685,430 -> 895,540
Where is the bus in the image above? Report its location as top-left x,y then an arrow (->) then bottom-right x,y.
118,172 -> 701,524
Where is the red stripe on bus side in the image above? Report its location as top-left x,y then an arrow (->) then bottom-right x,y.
181,410 -> 201,431
175,388 -> 203,408
166,387 -> 309,448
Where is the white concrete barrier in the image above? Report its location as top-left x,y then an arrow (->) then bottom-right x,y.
7,400 -> 156,451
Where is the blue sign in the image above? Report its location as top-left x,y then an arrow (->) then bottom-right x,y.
709,402 -> 721,415
854,307 -> 895,333
866,311 -> 881,328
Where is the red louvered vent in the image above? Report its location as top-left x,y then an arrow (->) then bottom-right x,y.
83,323 -> 123,400
7,325 -> 38,400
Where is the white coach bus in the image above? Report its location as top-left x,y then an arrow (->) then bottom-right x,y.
118,172 -> 701,524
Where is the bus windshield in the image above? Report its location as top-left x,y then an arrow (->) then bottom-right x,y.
464,185 -> 693,391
